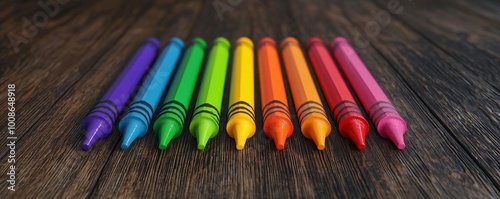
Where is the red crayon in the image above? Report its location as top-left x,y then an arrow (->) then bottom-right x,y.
306,37 -> 369,150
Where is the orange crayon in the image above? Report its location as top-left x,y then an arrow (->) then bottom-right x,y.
280,37 -> 331,150
258,37 -> 294,150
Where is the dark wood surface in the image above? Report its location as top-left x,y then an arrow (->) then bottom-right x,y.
1,0 -> 499,198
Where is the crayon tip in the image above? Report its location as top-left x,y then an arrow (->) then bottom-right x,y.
81,119 -> 109,151
345,126 -> 367,150
307,124 -> 329,150
268,121 -> 292,150
193,120 -> 217,150
381,122 -> 406,150
157,119 -> 182,150
271,128 -> 287,150
120,123 -> 141,150
119,119 -> 148,150
342,119 -> 369,150
232,123 -> 253,150
196,130 -> 210,150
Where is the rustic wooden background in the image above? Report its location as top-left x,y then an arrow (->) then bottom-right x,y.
1,0 -> 499,198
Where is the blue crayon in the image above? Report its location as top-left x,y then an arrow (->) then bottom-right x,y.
118,37 -> 184,149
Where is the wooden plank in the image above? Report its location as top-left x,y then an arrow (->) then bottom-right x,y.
0,0 -> 158,197
87,0 -> 259,198
0,0 -> 94,57
288,0 -> 500,197
333,0 -> 500,190
369,0 -> 500,90
439,0 -> 500,27
1,0 -> 498,197
367,0 -> 500,184
0,0 -> 155,158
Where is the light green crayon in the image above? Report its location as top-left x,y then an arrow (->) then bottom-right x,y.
153,37 -> 207,150
189,37 -> 231,150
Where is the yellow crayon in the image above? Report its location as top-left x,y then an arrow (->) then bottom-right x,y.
226,37 -> 256,150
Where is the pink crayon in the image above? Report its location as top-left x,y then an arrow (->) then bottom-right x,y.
331,37 -> 407,149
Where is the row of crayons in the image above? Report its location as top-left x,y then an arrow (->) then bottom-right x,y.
81,36 -> 407,151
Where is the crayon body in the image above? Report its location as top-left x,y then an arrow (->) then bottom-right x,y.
81,38 -> 159,150
280,37 -> 331,150
331,37 -> 407,149
153,38 -> 207,150
226,37 -> 256,150
118,37 -> 184,149
306,37 -> 369,150
189,37 -> 230,150
258,37 -> 293,150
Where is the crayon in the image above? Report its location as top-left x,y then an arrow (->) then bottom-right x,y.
226,37 -> 256,150
118,37 -> 184,149
331,37 -> 407,149
306,37 -> 369,150
81,38 -> 159,151
153,38 -> 207,150
280,37 -> 331,150
189,37 -> 230,150
258,37 -> 293,150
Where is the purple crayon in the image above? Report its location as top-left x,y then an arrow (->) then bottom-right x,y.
81,38 -> 160,151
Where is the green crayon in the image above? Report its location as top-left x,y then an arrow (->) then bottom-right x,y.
189,37 -> 231,150
153,38 -> 207,150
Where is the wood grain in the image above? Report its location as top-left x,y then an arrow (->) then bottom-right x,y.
0,0 -> 499,198
286,0 -> 500,197
0,0 -> 95,62
0,0 -> 156,197
440,0 -> 500,28
89,0 -> 207,197
338,0 -> 500,188
371,0 -> 500,90
0,0 -> 155,158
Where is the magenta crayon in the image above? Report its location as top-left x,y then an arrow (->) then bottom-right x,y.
331,37 -> 407,149
81,38 -> 160,151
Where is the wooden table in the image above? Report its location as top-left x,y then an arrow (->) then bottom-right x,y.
1,0 -> 499,198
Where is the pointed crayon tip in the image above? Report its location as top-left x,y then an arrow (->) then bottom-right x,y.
119,121 -> 146,150
343,120 -> 368,150
275,143 -> 285,150
265,118 -> 293,150
268,123 -> 291,150
196,132 -> 209,150
233,123 -> 253,150
81,119 -> 109,151
120,126 -> 136,150
193,120 -> 217,150
120,140 -> 132,150
346,127 -> 366,150
158,130 -> 177,150
308,124 -> 328,150
157,119 -> 182,150
382,122 -> 406,150
390,133 -> 406,150
272,130 -> 287,150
